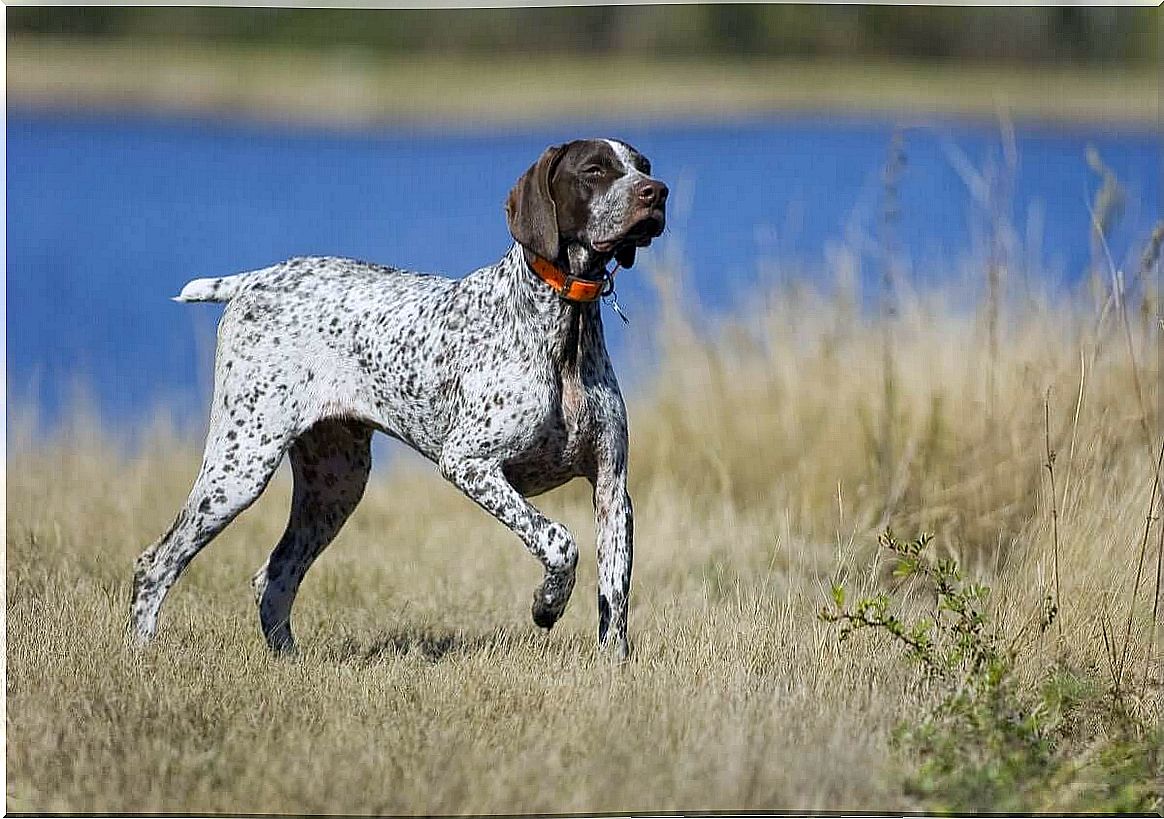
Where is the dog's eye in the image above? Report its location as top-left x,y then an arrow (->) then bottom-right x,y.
582,165 -> 605,177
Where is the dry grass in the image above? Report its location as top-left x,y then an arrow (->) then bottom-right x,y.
8,35 -> 1159,127
8,253 -> 1162,812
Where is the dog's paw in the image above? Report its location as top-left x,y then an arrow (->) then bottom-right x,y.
532,597 -> 561,630
531,569 -> 575,629
598,635 -> 631,663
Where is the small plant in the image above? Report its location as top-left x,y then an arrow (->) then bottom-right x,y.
821,530 -> 1161,813
823,530 -> 1004,682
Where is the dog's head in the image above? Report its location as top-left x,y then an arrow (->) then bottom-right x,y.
506,138 -> 667,270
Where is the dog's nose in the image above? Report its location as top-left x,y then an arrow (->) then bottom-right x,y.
636,180 -> 668,208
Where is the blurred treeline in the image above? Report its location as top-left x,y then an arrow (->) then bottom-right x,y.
10,5 -> 1157,65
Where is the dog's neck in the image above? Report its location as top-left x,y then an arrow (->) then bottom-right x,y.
500,242 -> 608,365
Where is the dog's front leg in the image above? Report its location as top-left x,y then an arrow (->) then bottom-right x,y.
439,445 -> 578,630
592,456 -> 633,661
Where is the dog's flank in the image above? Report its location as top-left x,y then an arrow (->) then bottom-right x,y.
130,138 -> 667,661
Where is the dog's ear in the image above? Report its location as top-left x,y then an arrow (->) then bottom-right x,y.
506,143 -> 566,262
615,245 -> 637,269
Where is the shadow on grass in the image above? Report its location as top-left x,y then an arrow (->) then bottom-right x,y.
320,626 -> 516,665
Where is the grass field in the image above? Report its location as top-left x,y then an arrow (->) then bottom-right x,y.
7,217 -> 1163,812
8,35 -> 1159,127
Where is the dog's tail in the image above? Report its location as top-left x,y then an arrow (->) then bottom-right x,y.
172,272 -> 254,303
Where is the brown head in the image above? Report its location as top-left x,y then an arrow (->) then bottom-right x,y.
505,138 -> 668,272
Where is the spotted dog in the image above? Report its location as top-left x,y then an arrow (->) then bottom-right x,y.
129,138 -> 668,660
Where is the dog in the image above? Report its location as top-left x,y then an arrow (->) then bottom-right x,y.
129,138 -> 667,661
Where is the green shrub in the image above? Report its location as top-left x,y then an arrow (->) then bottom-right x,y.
821,529 -> 1161,813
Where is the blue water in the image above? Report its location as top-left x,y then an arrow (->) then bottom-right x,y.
7,109 -> 1159,430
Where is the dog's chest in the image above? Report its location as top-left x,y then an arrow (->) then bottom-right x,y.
500,357 -> 603,495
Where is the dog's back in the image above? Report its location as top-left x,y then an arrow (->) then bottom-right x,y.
175,255 -> 451,304
190,256 -> 467,456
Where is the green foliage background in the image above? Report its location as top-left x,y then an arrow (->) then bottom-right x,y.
10,5 -> 1157,65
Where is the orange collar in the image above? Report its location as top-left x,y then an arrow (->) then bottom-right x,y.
527,254 -> 613,303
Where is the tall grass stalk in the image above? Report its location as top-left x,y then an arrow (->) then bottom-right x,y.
877,129 -> 906,528
986,111 -> 1017,422
1112,259 -> 1153,455
1117,439 -> 1164,692
1043,390 -> 1064,644
1059,350 -> 1086,515
1140,222 -> 1164,691
1147,516 -> 1164,689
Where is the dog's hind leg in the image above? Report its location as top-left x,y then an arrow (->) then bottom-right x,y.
130,418 -> 290,646
251,418 -> 373,654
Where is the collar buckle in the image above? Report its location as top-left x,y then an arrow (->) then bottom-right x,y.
558,273 -> 597,302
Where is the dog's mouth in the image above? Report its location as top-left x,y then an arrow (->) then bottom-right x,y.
592,211 -> 666,253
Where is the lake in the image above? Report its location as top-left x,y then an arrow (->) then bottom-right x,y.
7,109 -> 1159,431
